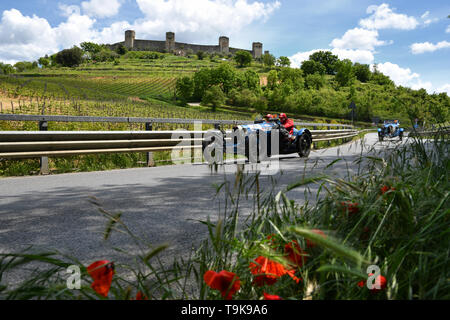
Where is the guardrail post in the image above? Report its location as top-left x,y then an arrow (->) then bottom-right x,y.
39,121 -> 49,175
327,126 -> 331,146
313,125 -> 317,149
145,122 -> 155,167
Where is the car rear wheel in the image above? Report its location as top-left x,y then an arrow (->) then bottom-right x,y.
298,134 -> 311,158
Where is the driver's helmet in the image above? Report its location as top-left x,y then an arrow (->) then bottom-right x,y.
394,120 -> 398,124
264,114 -> 273,121
279,113 -> 287,122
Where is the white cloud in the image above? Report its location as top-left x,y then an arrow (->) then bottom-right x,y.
0,9 -> 58,62
359,3 -> 419,30
372,62 -> 433,92
330,28 -> 389,51
410,41 -> 450,54
330,48 -> 374,64
81,0 -> 122,18
133,0 -> 281,41
446,25 -> 450,33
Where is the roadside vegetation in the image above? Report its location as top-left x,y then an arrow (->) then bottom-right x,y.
0,130 -> 448,300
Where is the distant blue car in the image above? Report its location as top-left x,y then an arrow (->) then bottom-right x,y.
378,120 -> 404,141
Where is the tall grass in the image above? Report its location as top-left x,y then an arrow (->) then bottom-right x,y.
0,132 -> 448,299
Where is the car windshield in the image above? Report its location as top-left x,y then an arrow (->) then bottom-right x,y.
384,120 -> 398,124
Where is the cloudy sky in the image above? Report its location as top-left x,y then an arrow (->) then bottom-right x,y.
0,0 -> 449,94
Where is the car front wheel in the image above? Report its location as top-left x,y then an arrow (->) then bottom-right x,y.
298,134 -> 312,158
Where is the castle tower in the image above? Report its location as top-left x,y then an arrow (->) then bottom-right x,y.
252,42 -> 263,59
219,36 -> 229,54
166,32 -> 175,52
125,30 -> 135,49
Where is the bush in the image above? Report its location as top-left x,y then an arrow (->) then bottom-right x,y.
196,51 -> 205,60
305,73 -> 325,90
115,44 -> 128,55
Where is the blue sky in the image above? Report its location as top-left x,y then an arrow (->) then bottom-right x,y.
0,0 -> 449,94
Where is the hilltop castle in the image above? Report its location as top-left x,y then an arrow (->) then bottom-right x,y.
108,31 -> 265,58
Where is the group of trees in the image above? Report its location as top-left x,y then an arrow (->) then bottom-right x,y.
175,50 -> 449,124
176,63 -> 261,110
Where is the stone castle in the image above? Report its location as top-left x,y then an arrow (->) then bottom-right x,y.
108,30 -> 265,58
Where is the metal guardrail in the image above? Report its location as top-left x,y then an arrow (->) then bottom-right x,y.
0,114 -> 359,174
0,129 -> 359,160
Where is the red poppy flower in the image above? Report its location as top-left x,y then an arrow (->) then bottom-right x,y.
249,256 -> 300,286
285,241 -> 308,267
341,201 -> 359,215
380,185 -> 395,195
358,274 -> 387,292
204,270 -> 240,300
306,229 -> 326,248
87,260 -> 114,297
263,292 -> 282,300
135,291 -> 149,300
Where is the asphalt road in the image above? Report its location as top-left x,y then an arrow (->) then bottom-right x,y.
0,133 -> 400,290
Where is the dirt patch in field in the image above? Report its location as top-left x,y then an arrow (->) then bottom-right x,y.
260,75 -> 268,87
0,96 -> 22,111
128,96 -> 146,103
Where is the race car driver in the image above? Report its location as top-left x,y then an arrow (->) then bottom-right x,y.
279,113 -> 294,135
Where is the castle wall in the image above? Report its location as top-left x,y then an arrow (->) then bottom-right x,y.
134,40 -> 166,52
107,31 -> 262,57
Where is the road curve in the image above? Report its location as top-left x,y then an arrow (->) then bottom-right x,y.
0,133 -> 399,285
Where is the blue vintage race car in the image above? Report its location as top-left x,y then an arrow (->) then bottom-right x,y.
378,120 -> 404,141
202,117 -> 312,162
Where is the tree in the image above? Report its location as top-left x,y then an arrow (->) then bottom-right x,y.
80,42 -> 102,55
277,56 -> 291,67
14,61 -> 37,72
38,56 -> 50,68
353,63 -> 371,82
262,53 -> 275,67
335,59 -> 355,87
242,70 -> 261,92
309,51 -> 339,75
202,85 -> 226,111
176,76 -> 194,106
267,70 -> 278,90
0,63 -> 15,75
301,60 -> 326,76
55,46 -> 84,67
234,50 -> 253,67
193,68 -> 213,100
211,63 -> 237,94
278,67 -> 304,90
